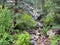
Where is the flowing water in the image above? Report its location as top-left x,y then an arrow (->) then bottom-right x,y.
19,2 -> 44,45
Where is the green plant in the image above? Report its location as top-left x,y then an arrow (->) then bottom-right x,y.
0,5 -> 2,9
42,26 -> 51,34
44,12 -> 55,26
51,35 -> 60,45
52,25 -> 60,29
44,0 -> 56,12
0,32 -> 13,45
0,9 -> 13,32
16,13 -> 35,30
14,32 -> 31,45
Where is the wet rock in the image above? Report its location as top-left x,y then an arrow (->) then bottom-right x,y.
47,30 -> 55,37
30,34 -> 38,45
30,40 -> 38,45
7,0 -> 15,2
35,30 -> 43,37
20,1 -> 40,20
32,9 -> 40,20
31,34 -> 38,40
35,26 -> 42,31
40,35 -> 51,45
35,22 -> 43,28
47,28 -> 60,37
27,30 -> 36,34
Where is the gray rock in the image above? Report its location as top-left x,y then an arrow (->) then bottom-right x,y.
35,22 -> 43,28
30,40 -> 38,45
47,30 -> 55,37
47,28 -> 60,37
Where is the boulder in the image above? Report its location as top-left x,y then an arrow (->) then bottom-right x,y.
35,22 -> 43,28
47,28 -> 60,37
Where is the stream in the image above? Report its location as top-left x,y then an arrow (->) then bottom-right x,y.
18,1 -> 44,45
6,1 -> 44,45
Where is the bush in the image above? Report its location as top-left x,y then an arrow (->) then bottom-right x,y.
0,32 -> 13,45
42,26 -> 51,34
0,9 -> 13,32
51,35 -> 60,45
14,32 -> 31,45
43,12 -> 56,26
52,25 -> 60,29
16,14 -> 35,30
44,0 -> 56,12
0,5 -> 2,9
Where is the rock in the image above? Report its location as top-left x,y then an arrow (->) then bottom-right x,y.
31,34 -> 38,41
35,30 -> 43,36
47,30 -> 55,37
30,40 -> 38,45
40,35 -> 51,45
35,22 -> 43,28
47,28 -> 60,37
6,0 -> 15,2
44,41 -> 51,45
27,30 -> 36,34
31,34 -> 38,45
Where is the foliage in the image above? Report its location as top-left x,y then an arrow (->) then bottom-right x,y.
55,14 -> 60,24
0,9 -> 13,32
40,12 -> 56,26
51,35 -> 60,45
52,25 -> 60,29
16,13 -> 35,30
0,0 -> 60,45
44,12 -> 55,26
14,32 -> 31,45
42,26 -> 51,34
44,0 -> 56,12
44,0 -> 60,26
0,5 -> 2,9
0,32 -> 13,45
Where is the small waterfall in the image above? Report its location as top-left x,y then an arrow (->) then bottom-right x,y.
18,2 -> 44,45
19,1 -> 40,20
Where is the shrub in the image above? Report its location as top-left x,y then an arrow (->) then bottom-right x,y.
0,5 -> 2,9
43,0 -> 56,26
0,9 -> 13,32
14,32 -> 31,45
44,0 -> 56,12
43,12 -> 55,26
42,26 -> 51,34
51,35 -> 60,45
52,25 -> 60,29
16,13 -> 35,30
0,32 -> 13,45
